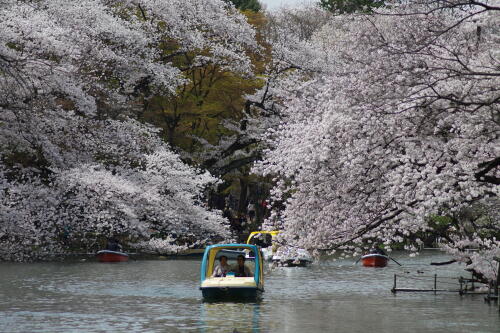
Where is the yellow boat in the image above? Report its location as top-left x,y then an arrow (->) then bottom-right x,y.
246,231 -> 312,266
246,231 -> 279,261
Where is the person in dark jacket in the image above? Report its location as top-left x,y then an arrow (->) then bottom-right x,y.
106,237 -> 122,252
233,255 -> 253,277
369,244 -> 386,255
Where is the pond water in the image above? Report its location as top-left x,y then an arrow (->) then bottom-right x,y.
0,251 -> 498,332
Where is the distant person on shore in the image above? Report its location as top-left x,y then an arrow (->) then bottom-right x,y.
212,255 -> 230,277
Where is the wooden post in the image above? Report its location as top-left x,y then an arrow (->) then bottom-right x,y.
434,274 -> 437,295
391,274 -> 397,294
486,281 -> 492,304
495,257 -> 499,297
494,257 -> 499,313
459,276 -> 463,296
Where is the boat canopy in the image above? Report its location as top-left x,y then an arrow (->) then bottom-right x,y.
200,244 -> 263,286
246,231 -> 280,245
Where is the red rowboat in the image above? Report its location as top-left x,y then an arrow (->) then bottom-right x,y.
361,253 -> 388,267
96,250 -> 129,262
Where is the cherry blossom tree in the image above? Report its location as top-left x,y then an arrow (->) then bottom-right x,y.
236,6 -> 334,169
256,1 -> 499,280
0,0 -> 256,260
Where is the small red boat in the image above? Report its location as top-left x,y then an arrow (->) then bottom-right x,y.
361,253 -> 388,267
96,250 -> 129,262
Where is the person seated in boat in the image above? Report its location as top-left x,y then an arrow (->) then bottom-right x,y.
212,255 -> 230,277
368,244 -> 386,256
232,255 -> 253,277
105,237 -> 122,252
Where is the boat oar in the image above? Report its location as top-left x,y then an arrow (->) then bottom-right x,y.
354,256 -> 362,265
388,256 -> 402,266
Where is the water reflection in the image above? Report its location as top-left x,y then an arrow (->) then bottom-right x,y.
199,301 -> 262,333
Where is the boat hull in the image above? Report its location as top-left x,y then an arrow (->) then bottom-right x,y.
96,250 -> 129,262
272,258 -> 311,267
201,287 -> 262,301
272,248 -> 313,267
361,254 -> 388,267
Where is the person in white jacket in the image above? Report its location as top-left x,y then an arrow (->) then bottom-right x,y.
212,255 -> 230,277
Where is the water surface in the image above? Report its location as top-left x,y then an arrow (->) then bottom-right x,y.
0,251 -> 498,332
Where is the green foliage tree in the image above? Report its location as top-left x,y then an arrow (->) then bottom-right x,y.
138,10 -> 273,234
226,0 -> 262,12
141,10 -> 270,170
318,0 -> 385,14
